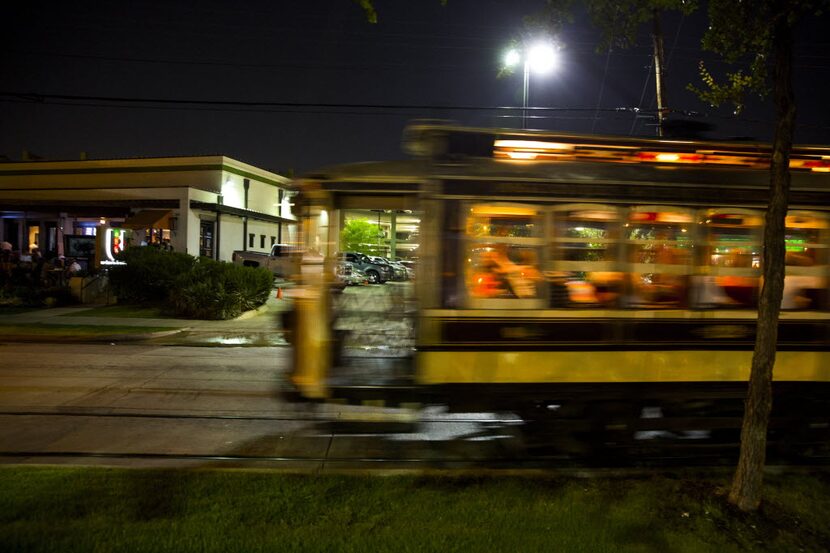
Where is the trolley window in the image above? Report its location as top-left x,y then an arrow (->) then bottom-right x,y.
783,212 -> 828,310
464,204 -> 544,308
550,205 -> 622,308
694,209 -> 762,308
626,207 -> 694,308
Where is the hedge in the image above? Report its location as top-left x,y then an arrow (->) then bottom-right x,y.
109,247 -> 272,319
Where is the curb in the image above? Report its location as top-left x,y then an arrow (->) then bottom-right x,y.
0,328 -> 189,344
233,304 -> 269,321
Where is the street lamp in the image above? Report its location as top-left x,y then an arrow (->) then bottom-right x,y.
504,42 -> 559,129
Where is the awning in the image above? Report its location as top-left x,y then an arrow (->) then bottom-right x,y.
120,209 -> 171,230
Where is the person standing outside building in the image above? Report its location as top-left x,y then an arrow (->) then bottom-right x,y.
66,258 -> 82,277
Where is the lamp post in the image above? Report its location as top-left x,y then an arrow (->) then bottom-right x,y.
504,43 -> 559,129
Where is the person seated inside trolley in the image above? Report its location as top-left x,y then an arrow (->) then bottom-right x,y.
781,251 -> 827,310
546,271 -> 622,307
470,246 -> 541,299
629,233 -> 689,307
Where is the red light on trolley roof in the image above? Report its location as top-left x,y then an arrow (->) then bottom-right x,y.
794,159 -> 830,172
492,137 -> 830,171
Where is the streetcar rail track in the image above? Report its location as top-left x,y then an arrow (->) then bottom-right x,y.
2,412 -> 827,469
0,409 -> 521,424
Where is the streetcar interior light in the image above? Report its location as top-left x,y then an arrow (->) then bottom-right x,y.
637,152 -> 705,164
573,210 -> 617,220
494,139 -> 574,162
507,152 -> 539,160
471,205 -> 536,217
495,140 -> 573,151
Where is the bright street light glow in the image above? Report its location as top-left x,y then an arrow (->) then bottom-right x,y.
528,43 -> 558,74
504,48 -> 521,68
501,38 -> 560,129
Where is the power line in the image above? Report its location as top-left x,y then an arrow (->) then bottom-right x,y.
0,91 -> 650,114
7,90 -> 826,134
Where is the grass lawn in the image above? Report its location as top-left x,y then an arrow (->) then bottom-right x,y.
0,306 -> 39,316
0,323 -> 177,337
59,304 -> 174,319
1,468 -> 828,552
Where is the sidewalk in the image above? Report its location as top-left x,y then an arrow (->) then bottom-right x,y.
0,294 -> 292,346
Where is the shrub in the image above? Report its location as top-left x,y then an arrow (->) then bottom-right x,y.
169,258 -> 272,320
109,247 -> 196,304
0,287 -> 24,307
37,285 -> 77,307
109,247 -> 271,319
0,284 -> 76,308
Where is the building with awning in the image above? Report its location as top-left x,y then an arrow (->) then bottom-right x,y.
0,155 -> 297,263
120,209 -> 173,231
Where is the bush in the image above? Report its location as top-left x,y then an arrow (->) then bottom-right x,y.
0,284 -> 76,308
108,247 -> 272,319
109,247 -> 196,304
169,258 -> 273,320
37,285 -> 77,307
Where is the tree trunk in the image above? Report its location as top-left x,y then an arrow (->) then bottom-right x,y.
728,9 -> 795,512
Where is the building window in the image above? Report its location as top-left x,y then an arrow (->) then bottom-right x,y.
248,233 -> 255,248
199,221 -> 215,258
260,234 -> 266,249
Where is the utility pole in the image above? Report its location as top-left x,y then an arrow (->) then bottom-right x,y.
652,8 -> 667,137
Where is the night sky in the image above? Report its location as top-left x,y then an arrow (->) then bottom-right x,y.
3,1 -> 830,175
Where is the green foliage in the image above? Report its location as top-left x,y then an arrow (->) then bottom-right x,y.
340,218 -> 383,254
0,284 -> 76,308
524,0 -> 576,38
688,0 -> 828,113
109,247 -> 271,319
532,0 -> 696,52
109,247 -> 196,304
2,468 -> 830,553
170,258 -> 272,320
354,0 -> 447,23
353,0 -> 377,23
585,0 -> 697,53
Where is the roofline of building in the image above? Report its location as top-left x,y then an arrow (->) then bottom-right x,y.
0,155 -> 289,188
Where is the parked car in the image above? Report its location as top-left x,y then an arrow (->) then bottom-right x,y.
368,256 -> 408,281
397,259 -> 416,280
334,261 -> 368,286
337,252 -> 392,284
232,244 -> 301,279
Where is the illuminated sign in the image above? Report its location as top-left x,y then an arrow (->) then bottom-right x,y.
105,228 -> 129,262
